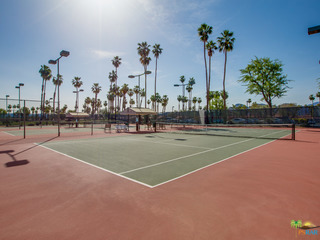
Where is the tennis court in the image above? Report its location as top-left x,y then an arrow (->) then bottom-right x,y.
1,124 -> 319,240
37,125 -> 293,187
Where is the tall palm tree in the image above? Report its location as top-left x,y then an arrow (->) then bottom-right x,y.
192,97 -> 198,110
188,77 -> 196,110
162,95 -> 169,113
156,93 -> 162,112
112,56 -> 121,109
198,23 -> 213,114
128,89 -> 134,106
108,70 -> 118,109
107,93 -> 115,113
140,88 -> 146,107
198,97 -> 202,110
121,84 -> 129,110
186,84 -> 193,110
152,43 -> 163,111
71,76 -> 83,112
39,65 -> 52,118
52,74 -> 63,113
309,94 -> 315,105
133,86 -> 140,107
316,92 -> 320,104
147,99 -> 151,109
137,42 -> 151,108
206,40 -> 218,92
217,30 -> 235,109
91,83 -> 102,115
177,95 -> 182,111
150,95 -> 156,110
247,98 -> 252,108
179,75 -> 186,111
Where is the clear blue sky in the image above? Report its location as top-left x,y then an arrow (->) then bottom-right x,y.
0,0 -> 319,111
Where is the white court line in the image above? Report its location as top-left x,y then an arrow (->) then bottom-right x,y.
35,143 -> 153,188
119,130 -> 288,175
2,131 -> 15,136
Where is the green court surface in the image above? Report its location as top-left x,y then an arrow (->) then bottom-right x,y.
38,129 -> 292,187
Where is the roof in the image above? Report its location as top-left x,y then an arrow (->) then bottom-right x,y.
66,112 -> 90,118
120,107 -> 157,115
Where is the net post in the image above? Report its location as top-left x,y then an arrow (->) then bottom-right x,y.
292,124 -> 295,140
91,119 -> 93,135
23,100 -> 26,139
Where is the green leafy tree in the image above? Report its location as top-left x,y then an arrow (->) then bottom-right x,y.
217,30 -> 235,109
197,97 -> 202,110
238,57 -> 290,114
177,95 -> 182,111
72,76 -> 83,112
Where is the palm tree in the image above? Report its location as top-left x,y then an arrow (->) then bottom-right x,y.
156,93 -> 162,112
192,97 -> 198,110
150,95 -> 156,110
121,84 -> 129,110
108,70 -> 117,109
140,88 -> 146,107
137,42 -> 151,108
316,92 -> 320,105
198,23 -> 213,115
39,65 -> 52,118
152,44 -> 163,111
128,89 -> 134,107
129,99 -> 135,108
247,98 -> 252,108
52,74 -> 63,114
112,56 -> 121,110
72,76 -> 83,112
147,99 -> 151,109
217,30 -> 235,109
107,93 -> 115,113
309,94 -> 315,105
188,77 -> 196,110
206,40 -> 218,92
179,75 -> 186,110
91,83 -> 102,115
198,97 -> 202,110
133,86 -> 140,107
186,84 -> 193,111
177,95 -> 182,111
162,95 -> 169,113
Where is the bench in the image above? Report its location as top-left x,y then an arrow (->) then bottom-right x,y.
115,124 -> 128,133
104,123 -> 111,133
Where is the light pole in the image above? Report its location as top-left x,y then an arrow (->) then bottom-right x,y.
174,83 -> 187,111
73,89 -> 84,112
5,95 -> 9,113
15,83 -> 24,129
49,50 -> 70,137
128,71 -> 151,108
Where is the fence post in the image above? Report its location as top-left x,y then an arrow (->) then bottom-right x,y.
23,100 -> 26,139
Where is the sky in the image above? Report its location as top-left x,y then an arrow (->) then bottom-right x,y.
0,0 -> 320,112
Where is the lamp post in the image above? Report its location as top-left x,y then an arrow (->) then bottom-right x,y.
15,83 -> 24,129
5,95 -> 9,113
49,50 -> 70,137
174,83 -> 187,111
128,71 -> 151,108
73,89 -> 84,112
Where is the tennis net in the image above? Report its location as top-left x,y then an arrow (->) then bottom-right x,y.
156,122 -> 296,140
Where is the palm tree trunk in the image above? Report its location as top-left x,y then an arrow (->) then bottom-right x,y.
40,78 -> 44,120
53,85 -> 57,114
208,56 -> 212,93
43,80 -> 47,117
203,42 -> 209,114
223,51 -> 227,109
144,65 -> 147,108
154,57 -> 158,111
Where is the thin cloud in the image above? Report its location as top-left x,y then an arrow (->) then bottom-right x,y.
91,50 -> 125,59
